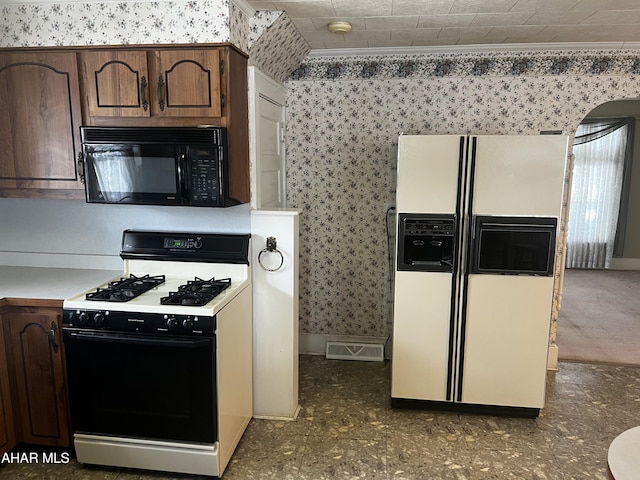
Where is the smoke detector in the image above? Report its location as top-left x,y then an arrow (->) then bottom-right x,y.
327,21 -> 352,34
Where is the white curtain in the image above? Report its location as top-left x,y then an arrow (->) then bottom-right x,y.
566,120 -> 630,269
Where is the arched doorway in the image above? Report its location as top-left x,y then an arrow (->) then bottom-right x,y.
556,99 -> 640,365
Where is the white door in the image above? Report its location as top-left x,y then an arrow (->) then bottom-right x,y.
249,67 -> 287,209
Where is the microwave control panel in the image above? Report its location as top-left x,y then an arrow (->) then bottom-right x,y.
189,147 -> 222,205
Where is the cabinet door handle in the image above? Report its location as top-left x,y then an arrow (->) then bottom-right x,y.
140,75 -> 148,111
49,321 -> 59,353
157,75 -> 165,111
77,152 -> 85,184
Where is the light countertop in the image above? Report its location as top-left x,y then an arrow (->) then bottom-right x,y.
0,266 -> 121,302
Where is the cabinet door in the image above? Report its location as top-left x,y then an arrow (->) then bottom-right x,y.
82,50 -> 151,117
0,316 -> 16,455
0,52 -> 84,195
150,49 -> 222,117
5,308 -> 71,447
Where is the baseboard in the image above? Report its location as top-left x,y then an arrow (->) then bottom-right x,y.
547,344 -> 559,371
299,333 -> 390,358
610,258 -> 640,270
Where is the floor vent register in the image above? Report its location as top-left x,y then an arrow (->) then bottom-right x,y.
325,342 -> 384,362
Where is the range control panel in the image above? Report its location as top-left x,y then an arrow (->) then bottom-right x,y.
64,309 -> 215,336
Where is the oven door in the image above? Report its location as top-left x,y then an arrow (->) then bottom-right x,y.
471,216 -> 557,276
63,328 -> 216,443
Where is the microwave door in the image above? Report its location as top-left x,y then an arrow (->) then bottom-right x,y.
85,144 -> 181,205
88,146 -> 136,202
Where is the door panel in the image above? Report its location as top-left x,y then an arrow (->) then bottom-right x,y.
0,52 -> 83,191
396,135 -> 462,214
6,309 -> 70,446
472,135 -> 568,217
83,50 -> 150,117
151,49 -> 221,117
461,274 -> 553,408
257,96 -> 285,208
392,271 -> 452,401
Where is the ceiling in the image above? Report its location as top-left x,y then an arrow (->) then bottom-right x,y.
245,0 -> 640,51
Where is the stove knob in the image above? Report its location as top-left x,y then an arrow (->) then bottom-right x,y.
183,318 -> 194,331
78,312 -> 89,325
166,316 -> 178,329
93,312 -> 105,326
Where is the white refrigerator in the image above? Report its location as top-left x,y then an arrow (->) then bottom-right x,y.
391,134 -> 568,416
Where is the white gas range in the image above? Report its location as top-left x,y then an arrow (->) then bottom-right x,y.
62,230 -> 253,477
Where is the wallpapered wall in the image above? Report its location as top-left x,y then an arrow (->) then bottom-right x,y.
285,49 -> 640,345
0,0 -> 232,47
0,0 -> 308,84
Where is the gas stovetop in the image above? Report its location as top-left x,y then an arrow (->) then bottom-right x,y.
63,230 -> 251,333
86,274 -> 167,302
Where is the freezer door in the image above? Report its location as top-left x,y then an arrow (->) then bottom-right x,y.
471,135 -> 568,217
396,135 -> 462,213
458,274 -> 554,408
391,271 -> 453,401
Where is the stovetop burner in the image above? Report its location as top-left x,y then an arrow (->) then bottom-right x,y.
85,274 -> 166,302
161,277 -> 232,306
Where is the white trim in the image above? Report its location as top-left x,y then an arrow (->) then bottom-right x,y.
300,333 -> 390,357
231,0 -> 255,18
610,258 -> 640,270
248,66 -> 287,210
308,42 -> 640,58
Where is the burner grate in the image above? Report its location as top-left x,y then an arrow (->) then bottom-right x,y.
161,277 -> 231,306
86,274 -> 166,302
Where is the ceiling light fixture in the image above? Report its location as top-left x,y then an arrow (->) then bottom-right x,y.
327,21 -> 352,34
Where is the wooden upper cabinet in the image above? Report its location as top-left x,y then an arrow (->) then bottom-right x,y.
0,51 -> 84,196
151,49 -> 222,117
82,50 -> 151,117
83,48 -> 222,119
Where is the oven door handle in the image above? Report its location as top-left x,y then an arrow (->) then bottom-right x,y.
64,331 -> 212,349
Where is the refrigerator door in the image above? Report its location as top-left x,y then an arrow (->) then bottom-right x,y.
459,275 -> 554,408
471,135 -> 568,217
392,271 -> 453,401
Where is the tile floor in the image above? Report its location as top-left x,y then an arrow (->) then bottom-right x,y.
2,355 -> 639,479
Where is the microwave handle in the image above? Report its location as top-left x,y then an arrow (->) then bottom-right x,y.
178,152 -> 188,199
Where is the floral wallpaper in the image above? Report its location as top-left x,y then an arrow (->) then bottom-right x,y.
249,10 -> 281,47
0,0 -> 231,47
248,12 -> 310,85
285,48 -> 640,344
229,0 -> 249,53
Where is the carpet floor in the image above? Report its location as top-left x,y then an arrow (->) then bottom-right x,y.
557,268 -> 640,365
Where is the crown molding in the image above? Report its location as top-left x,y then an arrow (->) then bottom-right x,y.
308,42 -> 640,58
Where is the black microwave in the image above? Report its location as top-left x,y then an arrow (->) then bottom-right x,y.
80,126 -> 236,207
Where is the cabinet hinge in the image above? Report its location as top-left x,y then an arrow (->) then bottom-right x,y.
221,94 -> 226,109
219,59 -> 224,75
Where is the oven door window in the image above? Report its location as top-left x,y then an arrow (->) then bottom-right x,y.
472,216 -> 557,276
84,144 -> 182,204
63,330 -> 216,443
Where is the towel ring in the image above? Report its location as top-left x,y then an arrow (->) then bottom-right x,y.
258,236 -> 284,272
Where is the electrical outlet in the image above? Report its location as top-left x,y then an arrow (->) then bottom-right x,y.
384,202 -> 396,213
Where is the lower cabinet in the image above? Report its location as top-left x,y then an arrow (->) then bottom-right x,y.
0,314 -> 16,455
0,301 -> 71,449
